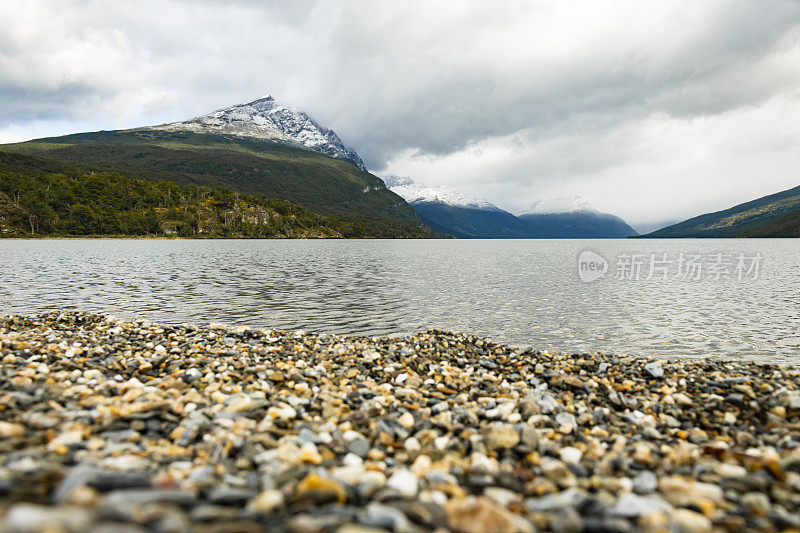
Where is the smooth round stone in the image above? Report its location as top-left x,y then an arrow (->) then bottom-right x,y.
359,502 -> 415,532
483,423 -> 520,450
643,361 -> 664,378
358,471 -> 387,497
5,504 -> 93,533
559,447 -> 583,464
404,437 -> 421,451
342,453 -> 364,467
672,509 -> 712,533
386,469 -> 418,498
445,497 -> 518,533
347,437 -> 370,459
397,412 -> 415,429
298,427 -> 321,443
740,492 -> 771,516
632,470 -> 658,495
331,465 -> 365,485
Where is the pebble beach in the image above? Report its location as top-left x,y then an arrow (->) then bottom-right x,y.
0,312 -> 799,533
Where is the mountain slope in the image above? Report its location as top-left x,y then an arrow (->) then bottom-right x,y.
0,95 -> 432,235
410,202 -> 539,238
640,184 -> 800,238
152,95 -> 366,170
0,129 -> 423,228
738,210 -> 800,237
518,211 -> 639,238
0,150 -> 429,238
515,196 -> 638,237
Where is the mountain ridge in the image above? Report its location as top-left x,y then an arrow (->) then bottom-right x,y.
640,184 -> 800,238
150,95 -> 367,171
518,211 -> 639,238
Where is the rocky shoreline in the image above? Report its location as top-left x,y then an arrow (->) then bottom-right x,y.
0,312 -> 798,532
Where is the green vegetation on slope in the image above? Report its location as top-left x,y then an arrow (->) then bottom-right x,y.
641,184 -> 800,238
738,210 -> 800,237
411,202 -> 536,238
0,151 -> 431,238
0,130 -> 420,225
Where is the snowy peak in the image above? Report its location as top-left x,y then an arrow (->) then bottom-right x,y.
151,95 -> 367,171
520,196 -> 598,215
382,176 -> 415,188
383,175 -> 500,211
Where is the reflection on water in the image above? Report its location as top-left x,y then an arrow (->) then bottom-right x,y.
1,239 -> 799,362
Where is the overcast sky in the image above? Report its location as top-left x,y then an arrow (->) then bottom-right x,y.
2,0 -> 800,230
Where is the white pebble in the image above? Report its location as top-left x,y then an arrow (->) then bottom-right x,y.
387,468 -> 419,497
342,453 -> 364,466
560,446 -> 583,464
404,437 -> 421,451
397,412 -> 415,429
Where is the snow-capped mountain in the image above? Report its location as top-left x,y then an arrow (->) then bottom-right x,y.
517,196 -> 638,238
151,95 -> 367,171
519,195 -> 597,215
383,176 -> 500,211
382,175 -> 543,238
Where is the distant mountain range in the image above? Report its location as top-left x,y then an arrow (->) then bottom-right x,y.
0,93 -> 641,239
11,92 -> 766,239
384,177 -> 638,238
640,184 -> 800,238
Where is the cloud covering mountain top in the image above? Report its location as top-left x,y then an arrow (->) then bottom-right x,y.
519,196 -> 597,216
383,176 -> 500,211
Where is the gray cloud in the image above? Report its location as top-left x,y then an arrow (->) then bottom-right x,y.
0,83 -> 108,123
1,0 -> 800,226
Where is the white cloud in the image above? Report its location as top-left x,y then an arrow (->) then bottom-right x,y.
384,92 -> 800,227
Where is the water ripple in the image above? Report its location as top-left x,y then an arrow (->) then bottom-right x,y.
1,238 -> 798,362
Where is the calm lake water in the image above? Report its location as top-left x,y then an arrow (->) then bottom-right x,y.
1,239 -> 799,362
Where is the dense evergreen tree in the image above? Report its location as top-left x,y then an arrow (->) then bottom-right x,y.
0,151 -> 431,238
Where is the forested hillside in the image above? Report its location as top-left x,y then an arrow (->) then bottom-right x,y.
0,151 -> 431,238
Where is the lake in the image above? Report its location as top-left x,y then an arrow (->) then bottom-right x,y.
1,239 -> 798,362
